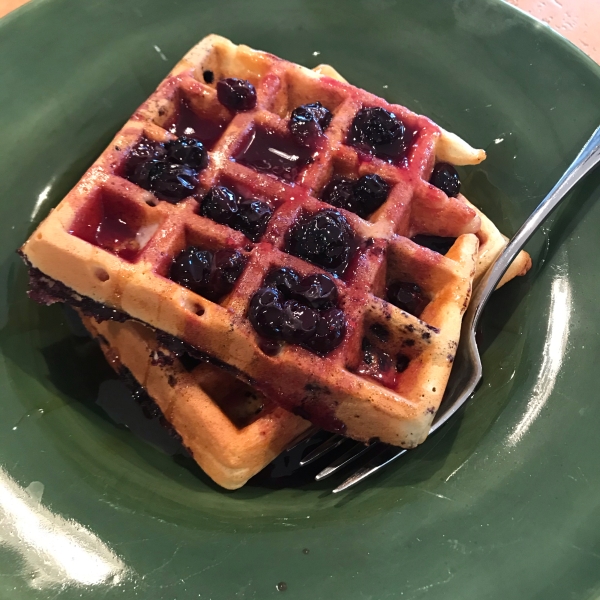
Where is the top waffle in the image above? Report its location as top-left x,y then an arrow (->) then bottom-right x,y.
20,35 -> 530,447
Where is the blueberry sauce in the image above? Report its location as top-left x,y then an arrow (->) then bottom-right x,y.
237,199 -> 273,242
248,287 -> 286,339
200,186 -> 239,225
235,128 -> 315,182
132,160 -> 197,202
320,177 -> 353,213
356,338 -> 399,389
167,98 -> 226,150
280,300 -> 319,343
70,189 -> 146,261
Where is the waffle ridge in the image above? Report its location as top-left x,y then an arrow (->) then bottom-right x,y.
21,35 -> 530,447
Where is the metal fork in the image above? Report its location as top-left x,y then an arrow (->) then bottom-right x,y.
298,124 -> 600,493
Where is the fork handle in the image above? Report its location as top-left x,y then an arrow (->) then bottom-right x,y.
469,124 -> 600,327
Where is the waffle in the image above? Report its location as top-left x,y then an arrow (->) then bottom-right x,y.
20,35 -> 530,448
82,315 -> 310,489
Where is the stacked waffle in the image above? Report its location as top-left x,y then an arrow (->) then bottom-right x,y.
20,35 -> 530,488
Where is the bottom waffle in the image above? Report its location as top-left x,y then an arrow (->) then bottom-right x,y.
82,315 -> 310,490
466,199 -> 532,288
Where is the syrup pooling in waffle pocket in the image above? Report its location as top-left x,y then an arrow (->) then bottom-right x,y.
20,35 -> 530,448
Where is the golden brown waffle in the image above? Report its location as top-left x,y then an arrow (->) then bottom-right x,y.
82,316 -> 310,490
21,35 -> 529,447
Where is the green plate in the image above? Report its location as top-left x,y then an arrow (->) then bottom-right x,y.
2,0 -> 600,597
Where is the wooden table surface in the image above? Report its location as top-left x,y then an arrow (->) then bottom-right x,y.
0,0 -> 598,64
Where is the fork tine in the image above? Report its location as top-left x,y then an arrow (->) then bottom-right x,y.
332,445 -> 408,493
314,442 -> 371,480
285,427 -> 320,452
299,434 -> 346,466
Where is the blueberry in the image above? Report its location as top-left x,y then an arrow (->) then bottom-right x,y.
287,209 -> 354,276
429,163 -> 461,197
348,107 -> 408,160
303,308 -> 346,355
321,174 -> 389,219
201,187 -> 272,241
289,102 -> 332,146
237,199 -> 273,241
213,249 -> 247,289
281,300 -> 319,343
292,273 -> 338,309
129,158 -> 156,188
321,177 -> 354,211
133,160 -> 197,203
200,186 -> 239,226
387,281 -> 428,317
349,107 -> 405,147
351,174 -> 390,217
249,287 -> 286,339
264,267 -> 301,298
251,286 -> 282,309
249,279 -> 346,353
129,138 -> 166,162
165,135 -> 208,170
170,247 -> 245,302
170,247 -> 212,293
216,78 -> 257,112
127,138 -> 200,203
